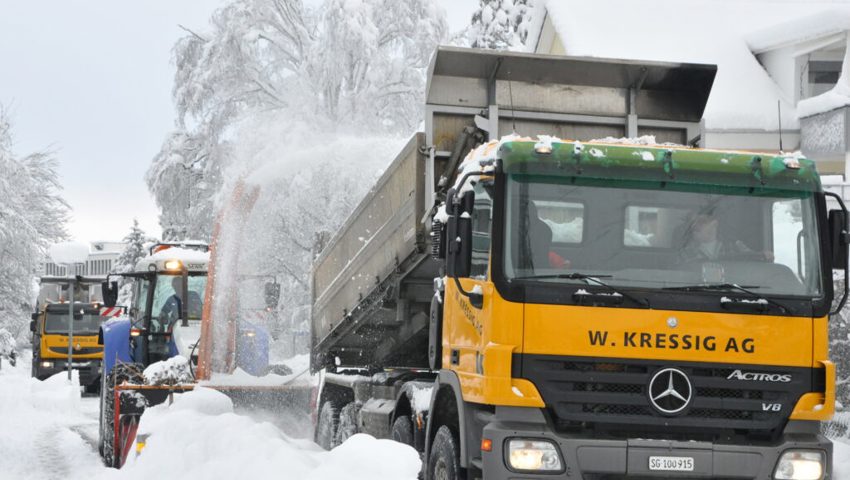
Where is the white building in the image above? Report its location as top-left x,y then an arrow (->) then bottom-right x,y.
529,0 -> 850,180
42,241 -> 125,277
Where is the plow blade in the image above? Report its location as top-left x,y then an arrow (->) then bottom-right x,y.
206,384 -> 313,417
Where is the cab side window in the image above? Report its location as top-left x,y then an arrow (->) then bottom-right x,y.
470,181 -> 493,279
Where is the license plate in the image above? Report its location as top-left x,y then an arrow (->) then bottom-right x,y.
648,456 -> 694,472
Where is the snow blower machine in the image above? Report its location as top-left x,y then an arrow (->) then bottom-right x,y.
97,242 -> 311,468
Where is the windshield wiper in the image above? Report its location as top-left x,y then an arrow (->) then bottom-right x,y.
513,273 -> 613,281
514,272 -> 649,308
662,283 -> 788,313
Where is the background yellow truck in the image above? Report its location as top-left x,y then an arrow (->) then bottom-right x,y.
310,47 -> 847,480
31,301 -> 109,392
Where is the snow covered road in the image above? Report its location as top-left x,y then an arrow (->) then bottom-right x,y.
1,354 -> 848,480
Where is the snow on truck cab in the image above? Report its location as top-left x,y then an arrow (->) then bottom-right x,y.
310,47 -> 847,480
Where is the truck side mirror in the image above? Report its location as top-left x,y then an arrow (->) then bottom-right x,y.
446,191 -> 475,279
29,320 -> 36,332
31,312 -> 39,321
102,281 -> 118,307
829,209 -> 849,269
264,282 -> 281,310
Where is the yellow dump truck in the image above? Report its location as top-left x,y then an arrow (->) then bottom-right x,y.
310,47 -> 846,480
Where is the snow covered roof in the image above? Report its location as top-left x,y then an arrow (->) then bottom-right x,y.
746,9 -> 850,54
538,0 -> 850,131
135,247 -> 210,273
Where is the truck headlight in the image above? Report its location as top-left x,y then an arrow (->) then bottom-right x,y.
40,361 -> 54,368
506,439 -> 563,472
774,450 -> 824,480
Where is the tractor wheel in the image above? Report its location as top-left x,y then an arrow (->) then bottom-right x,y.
391,415 -> 414,446
428,426 -> 460,480
99,363 -> 143,468
333,402 -> 361,447
315,401 -> 338,450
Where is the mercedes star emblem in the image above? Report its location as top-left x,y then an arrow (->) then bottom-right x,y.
648,368 -> 692,415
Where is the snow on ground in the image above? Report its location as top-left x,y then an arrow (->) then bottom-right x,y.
0,353 -> 103,480
837,440 -> 850,479
1,351 -> 849,480
106,387 -> 421,480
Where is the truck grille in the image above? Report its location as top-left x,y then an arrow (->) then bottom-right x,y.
516,355 -> 815,439
49,346 -> 102,355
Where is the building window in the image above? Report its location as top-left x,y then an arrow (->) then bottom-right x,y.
808,60 -> 842,97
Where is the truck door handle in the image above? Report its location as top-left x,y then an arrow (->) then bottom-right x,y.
450,349 -> 460,365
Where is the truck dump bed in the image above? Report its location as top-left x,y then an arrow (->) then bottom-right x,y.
311,134 -> 434,368
311,47 -> 717,372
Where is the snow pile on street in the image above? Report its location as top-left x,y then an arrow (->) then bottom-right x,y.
0,362 -> 103,480
837,440 -> 850,480
115,387 -> 421,480
143,355 -> 193,385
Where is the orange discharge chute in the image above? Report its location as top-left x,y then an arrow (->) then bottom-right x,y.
195,181 -> 260,381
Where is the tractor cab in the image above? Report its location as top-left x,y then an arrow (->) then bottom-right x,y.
100,242 -> 209,375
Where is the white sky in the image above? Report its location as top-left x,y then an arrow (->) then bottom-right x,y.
0,0 -> 476,244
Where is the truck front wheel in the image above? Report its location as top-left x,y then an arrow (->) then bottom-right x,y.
391,415 -> 414,446
315,401 -> 338,450
334,402 -> 360,446
428,425 -> 460,480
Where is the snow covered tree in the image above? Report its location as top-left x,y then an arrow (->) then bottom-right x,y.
146,129 -> 224,241
0,108 -> 69,346
463,0 -> 541,51
112,219 -> 151,306
148,0 -> 447,241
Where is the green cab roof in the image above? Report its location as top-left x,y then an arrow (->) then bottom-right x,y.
498,140 -> 821,193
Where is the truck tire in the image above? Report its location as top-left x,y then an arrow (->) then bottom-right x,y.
391,415 -> 414,446
100,363 -> 143,468
334,402 -> 361,447
428,426 -> 460,480
315,401 -> 338,450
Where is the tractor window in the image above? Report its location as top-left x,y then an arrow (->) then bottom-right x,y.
131,279 -> 150,325
152,274 -> 206,330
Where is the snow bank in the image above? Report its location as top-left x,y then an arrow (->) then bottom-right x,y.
836,440 -> 850,480
116,387 -> 421,480
0,361 -> 104,479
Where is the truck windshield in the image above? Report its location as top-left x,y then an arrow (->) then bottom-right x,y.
44,309 -> 102,335
504,176 -> 823,298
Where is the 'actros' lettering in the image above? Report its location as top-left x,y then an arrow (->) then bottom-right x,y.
727,369 -> 791,383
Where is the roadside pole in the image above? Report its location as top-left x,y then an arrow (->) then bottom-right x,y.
49,242 -> 89,384
67,271 -> 74,381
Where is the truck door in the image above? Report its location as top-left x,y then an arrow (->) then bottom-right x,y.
443,181 -> 494,389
